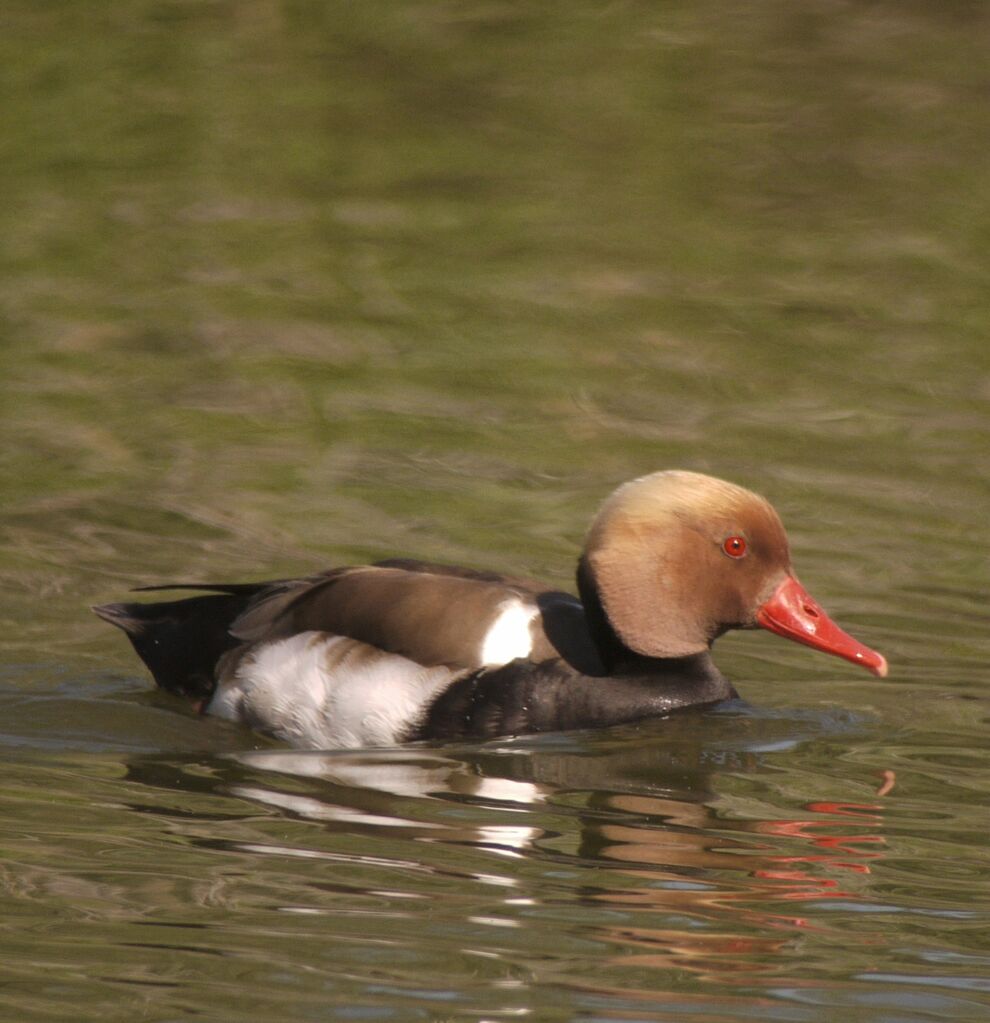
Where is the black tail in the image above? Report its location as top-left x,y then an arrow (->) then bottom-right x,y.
93,590 -> 261,701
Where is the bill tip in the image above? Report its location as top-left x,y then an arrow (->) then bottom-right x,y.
854,649 -> 888,678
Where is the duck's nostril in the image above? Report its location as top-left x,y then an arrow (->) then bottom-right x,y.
804,605 -> 819,618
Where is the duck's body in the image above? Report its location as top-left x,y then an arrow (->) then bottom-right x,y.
94,471 -> 886,749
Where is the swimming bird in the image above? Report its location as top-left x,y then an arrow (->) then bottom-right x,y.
93,470 -> 887,749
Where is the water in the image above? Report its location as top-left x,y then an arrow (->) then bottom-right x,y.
1,2 -> 988,1020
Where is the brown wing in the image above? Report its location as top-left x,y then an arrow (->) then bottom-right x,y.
227,561 -> 603,673
228,564 -> 541,669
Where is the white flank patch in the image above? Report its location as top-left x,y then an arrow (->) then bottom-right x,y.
207,632 -> 457,750
479,599 -> 536,666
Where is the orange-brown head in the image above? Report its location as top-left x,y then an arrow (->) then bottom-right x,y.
581,470 -> 886,676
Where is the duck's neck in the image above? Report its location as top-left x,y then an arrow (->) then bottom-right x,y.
576,555 -> 716,676
576,554 -> 623,667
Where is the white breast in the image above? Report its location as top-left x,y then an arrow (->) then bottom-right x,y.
207,632 -> 460,750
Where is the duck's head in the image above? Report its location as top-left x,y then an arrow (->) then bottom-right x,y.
579,470 -> 887,676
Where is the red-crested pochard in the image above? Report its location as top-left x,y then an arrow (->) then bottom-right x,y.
94,470 -> 887,749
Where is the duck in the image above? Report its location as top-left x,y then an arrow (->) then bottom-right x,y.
93,470 -> 887,750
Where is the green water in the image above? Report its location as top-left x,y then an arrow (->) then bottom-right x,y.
1,2 -> 988,1020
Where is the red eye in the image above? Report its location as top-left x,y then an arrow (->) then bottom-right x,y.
722,536 -> 747,559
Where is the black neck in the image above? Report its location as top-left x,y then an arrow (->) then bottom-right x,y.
576,554 -> 624,669
577,555 -> 715,673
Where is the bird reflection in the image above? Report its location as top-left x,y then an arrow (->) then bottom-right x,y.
122,707 -> 889,989
575,790 -> 887,985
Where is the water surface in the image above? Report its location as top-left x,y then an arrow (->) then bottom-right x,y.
1,2 -> 988,1020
